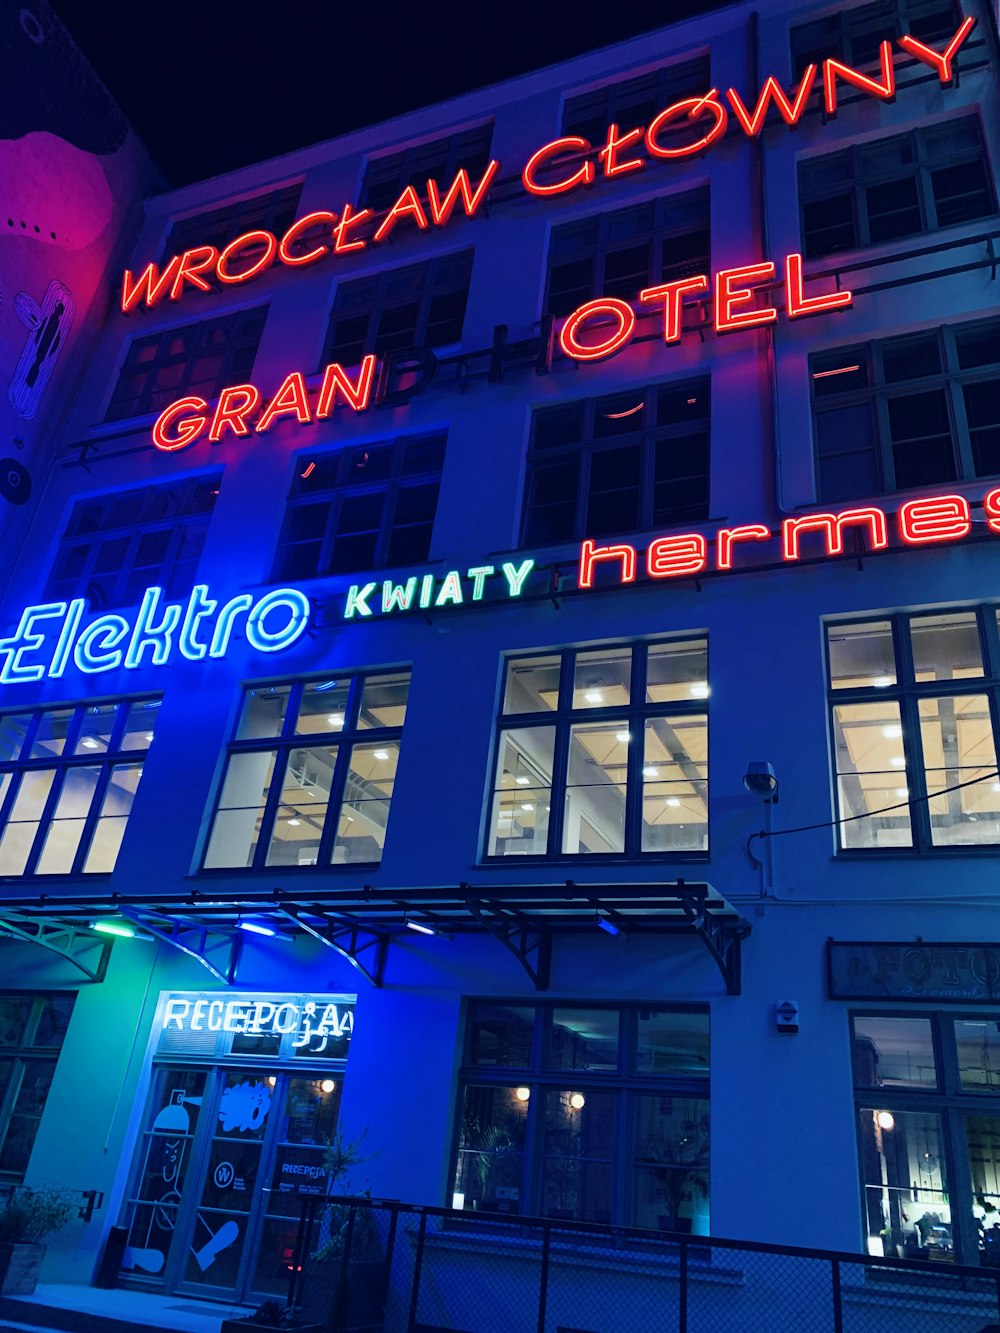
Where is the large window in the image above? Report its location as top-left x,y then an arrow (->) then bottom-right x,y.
203,673 -> 410,870
811,317 -> 1000,501
791,0 -> 964,75
487,639 -> 708,859
545,190 -> 709,319
0,993 -> 75,1182
827,608 -> 1000,851
321,251 -> 473,367
164,184 -> 302,260
562,57 -> 710,143
853,1011 -> 1000,1266
0,701 -> 160,877
360,125 -> 493,211
106,308 -> 267,422
453,1001 -> 710,1229
45,476 -> 220,609
522,380 -> 709,548
272,434 -> 445,581
799,116 -> 994,259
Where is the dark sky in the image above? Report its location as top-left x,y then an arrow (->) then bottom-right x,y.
52,0 -> 732,188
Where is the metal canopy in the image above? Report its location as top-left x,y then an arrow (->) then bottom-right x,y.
0,880 -> 749,994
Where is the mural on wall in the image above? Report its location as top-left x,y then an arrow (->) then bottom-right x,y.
0,0 -> 157,539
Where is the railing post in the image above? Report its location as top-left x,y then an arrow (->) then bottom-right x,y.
287,1196 -> 313,1307
537,1221 -> 551,1333
831,1257 -> 843,1333
407,1210 -> 428,1333
679,1236 -> 688,1333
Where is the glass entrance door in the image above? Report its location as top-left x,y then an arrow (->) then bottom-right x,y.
124,1067 -> 342,1302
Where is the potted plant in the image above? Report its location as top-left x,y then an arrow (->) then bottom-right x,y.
0,1186 -> 76,1295
636,1112 -> 711,1235
300,1129 -> 386,1333
219,1299 -> 324,1333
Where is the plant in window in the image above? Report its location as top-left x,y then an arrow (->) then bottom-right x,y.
636,1112 -> 710,1232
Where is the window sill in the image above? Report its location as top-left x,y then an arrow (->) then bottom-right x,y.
193,862 -> 383,877
480,852 -> 710,866
834,846 -> 1000,859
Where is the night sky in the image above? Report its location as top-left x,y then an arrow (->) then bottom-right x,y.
52,0 -> 733,188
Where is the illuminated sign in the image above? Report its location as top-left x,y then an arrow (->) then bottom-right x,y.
343,559 -> 535,619
121,16 -> 975,313
162,994 -> 355,1049
151,250 -> 850,452
577,488 -> 1000,586
3,491 -> 994,686
0,584 -> 311,684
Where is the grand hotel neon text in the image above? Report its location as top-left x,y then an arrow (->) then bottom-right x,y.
121,16 -> 975,313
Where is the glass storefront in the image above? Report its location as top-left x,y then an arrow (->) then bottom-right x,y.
119,991 -> 354,1301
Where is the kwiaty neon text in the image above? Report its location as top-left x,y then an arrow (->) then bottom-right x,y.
120,15 -> 975,312
0,584 -> 311,684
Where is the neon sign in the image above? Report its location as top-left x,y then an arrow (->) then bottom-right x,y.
343,559 -> 536,619
120,16 -> 974,313
161,994 -> 355,1050
577,489 -> 1000,587
151,249 -> 850,452
0,584 -> 311,684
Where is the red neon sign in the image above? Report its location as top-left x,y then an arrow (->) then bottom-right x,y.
576,487 -> 993,589
120,16 -> 975,313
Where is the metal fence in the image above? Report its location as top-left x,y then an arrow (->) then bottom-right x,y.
285,1195 -> 1000,1333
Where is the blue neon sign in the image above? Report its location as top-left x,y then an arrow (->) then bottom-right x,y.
0,585 -> 311,684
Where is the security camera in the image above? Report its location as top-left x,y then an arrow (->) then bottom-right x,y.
743,761 -> 779,803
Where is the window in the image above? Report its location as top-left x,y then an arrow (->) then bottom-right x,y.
852,1010 -> 1000,1266
487,639 -> 708,859
106,308 -> 267,422
811,317 -> 1000,500
203,672 -> 410,870
163,184 -> 302,260
545,190 -> 709,319
799,116 -> 994,258
0,993 -> 75,1182
44,476 -> 220,609
321,251 -> 473,367
523,380 -> 709,547
272,434 -> 445,581
827,608 -> 1000,851
360,125 -> 493,211
453,1001 -> 709,1228
562,56 -> 710,144
0,701 -> 160,876
792,0 -> 964,76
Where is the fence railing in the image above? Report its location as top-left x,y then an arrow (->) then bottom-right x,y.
283,1195 -> 1000,1333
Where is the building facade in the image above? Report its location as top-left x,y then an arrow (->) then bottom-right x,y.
1,0 -> 999,1311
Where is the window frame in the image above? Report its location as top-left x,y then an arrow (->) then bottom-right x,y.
0,992 -> 75,1183
162,184 -> 303,263
44,476 -> 221,609
850,1007 -> 1000,1267
561,56 -> 711,144
320,250 -> 474,369
452,999 -> 710,1228
544,189 -> 710,320
798,114 -> 996,260
811,316 -> 1000,501
791,0 -> 965,76
0,700 -> 160,879
105,307 -> 268,423
485,639 -> 709,863
359,125 -> 494,212
826,607 -> 1000,854
522,379 -> 711,549
271,434 -> 446,582
201,672 -> 409,873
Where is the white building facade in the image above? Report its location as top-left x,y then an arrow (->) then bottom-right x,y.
0,0 -> 999,1309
